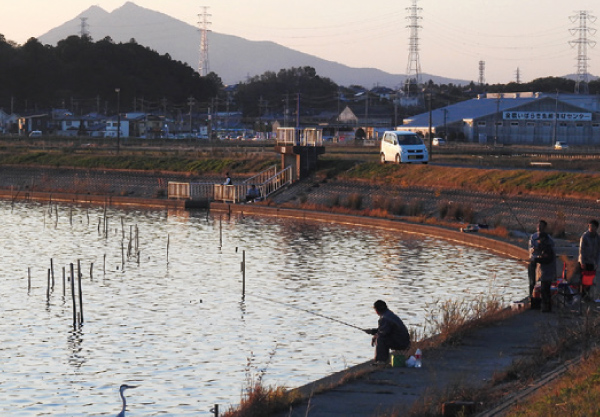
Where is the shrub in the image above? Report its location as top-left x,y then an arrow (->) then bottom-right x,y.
345,193 -> 363,210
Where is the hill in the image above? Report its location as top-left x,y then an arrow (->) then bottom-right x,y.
37,2 -> 471,88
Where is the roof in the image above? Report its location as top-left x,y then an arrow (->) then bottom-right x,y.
402,92 -> 600,128
402,96 -> 539,128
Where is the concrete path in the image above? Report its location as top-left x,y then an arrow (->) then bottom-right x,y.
272,308 -> 575,417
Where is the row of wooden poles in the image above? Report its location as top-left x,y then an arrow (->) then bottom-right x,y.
29,259 -> 87,328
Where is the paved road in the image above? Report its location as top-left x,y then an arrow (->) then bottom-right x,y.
272,305 -> 588,417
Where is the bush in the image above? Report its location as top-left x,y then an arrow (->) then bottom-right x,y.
344,193 -> 363,210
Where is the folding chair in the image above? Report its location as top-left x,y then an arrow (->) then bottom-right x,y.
556,270 -> 595,314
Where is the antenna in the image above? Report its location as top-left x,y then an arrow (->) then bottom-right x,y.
405,0 -> 422,97
569,10 -> 596,94
198,6 -> 212,76
79,17 -> 89,38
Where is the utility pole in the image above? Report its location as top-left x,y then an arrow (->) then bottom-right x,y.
115,88 -> 121,154
187,96 -> 195,138
296,93 -> 300,130
428,93 -> 433,160
198,6 -> 212,76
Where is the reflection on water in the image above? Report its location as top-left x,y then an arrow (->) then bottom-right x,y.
0,201 -> 525,415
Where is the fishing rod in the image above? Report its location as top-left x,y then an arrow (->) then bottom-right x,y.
251,293 -> 367,332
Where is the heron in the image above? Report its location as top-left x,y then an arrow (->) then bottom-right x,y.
116,384 -> 137,417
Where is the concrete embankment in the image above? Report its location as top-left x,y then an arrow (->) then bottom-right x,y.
210,202 -> 529,262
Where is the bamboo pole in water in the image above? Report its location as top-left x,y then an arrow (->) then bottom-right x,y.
242,250 -> 246,297
70,263 -> 77,328
28,267 -> 31,292
90,263 -> 93,281
50,258 -> 54,289
167,233 -> 170,264
77,260 -> 84,324
46,269 -> 50,300
62,267 -> 66,297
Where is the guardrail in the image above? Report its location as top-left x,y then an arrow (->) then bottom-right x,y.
242,165 -> 278,185
170,165 -> 293,204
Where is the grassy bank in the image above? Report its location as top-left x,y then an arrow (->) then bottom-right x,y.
339,161 -> 600,201
0,151 -> 278,175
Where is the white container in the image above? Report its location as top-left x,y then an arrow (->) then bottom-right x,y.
414,349 -> 422,368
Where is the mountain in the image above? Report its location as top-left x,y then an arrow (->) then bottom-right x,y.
37,2 -> 471,88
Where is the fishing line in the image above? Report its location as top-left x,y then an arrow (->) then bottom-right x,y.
250,293 -> 366,332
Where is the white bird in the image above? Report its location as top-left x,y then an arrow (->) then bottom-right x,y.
116,384 -> 137,417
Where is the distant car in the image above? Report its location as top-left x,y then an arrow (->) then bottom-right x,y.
28,130 -> 42,138
554,141 -> 568,150
460,224 -> 480,233
432,137 -> 446,146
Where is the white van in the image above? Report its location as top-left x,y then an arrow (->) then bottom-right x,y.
380,131 -> 429,164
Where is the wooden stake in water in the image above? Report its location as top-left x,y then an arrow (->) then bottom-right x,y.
62,267 -> 66,297
28,267 -> 31,293
167,233 -> 170,264
90,263 -> 94,281
77,260 -> 84,324
103,254 -> 106,275
242,250 -> 246,297
46,269 -> 51,300
50,258 -> 54,289
219,216 -> 222,249
70,263 -> 77,328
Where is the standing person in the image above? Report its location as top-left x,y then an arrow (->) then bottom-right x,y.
223,172 -> 232,185
535,231 -> 556,312
578,219 -> 600,298
528,220 -> 554,307
364,300 -> 410,364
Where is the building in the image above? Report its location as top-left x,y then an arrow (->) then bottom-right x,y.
399,92 -> 600,146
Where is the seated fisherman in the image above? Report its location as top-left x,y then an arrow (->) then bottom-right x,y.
364,300 -> 410,364
245,184 -> 260,202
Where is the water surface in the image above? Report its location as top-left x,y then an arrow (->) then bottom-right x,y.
0,201 -> 526,415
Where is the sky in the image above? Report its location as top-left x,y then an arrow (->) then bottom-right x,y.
1,0 -> 599,84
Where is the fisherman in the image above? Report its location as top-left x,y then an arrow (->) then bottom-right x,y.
364,300 -> 410,364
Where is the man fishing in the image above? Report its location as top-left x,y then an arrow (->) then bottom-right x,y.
364,300 -> 411,364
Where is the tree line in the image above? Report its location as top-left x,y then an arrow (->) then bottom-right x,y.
0,33 -> 598,120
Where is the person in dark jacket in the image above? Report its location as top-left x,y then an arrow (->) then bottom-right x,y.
364,300 -> 410,364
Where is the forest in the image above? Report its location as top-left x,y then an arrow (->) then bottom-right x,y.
0,33 -> 599,120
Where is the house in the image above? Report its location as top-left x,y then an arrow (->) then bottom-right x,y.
105,115 -> 130,138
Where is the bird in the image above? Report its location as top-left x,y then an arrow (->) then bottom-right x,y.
116,384 -> 137,417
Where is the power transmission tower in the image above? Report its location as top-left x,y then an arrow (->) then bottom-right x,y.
478,60 -> 486,86
569,10 -> 596,94
405,0 -> 422,97
79,17 -> 89,38
198,6 -> 212,76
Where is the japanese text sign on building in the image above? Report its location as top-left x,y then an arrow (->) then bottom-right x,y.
503,111 -> 592,121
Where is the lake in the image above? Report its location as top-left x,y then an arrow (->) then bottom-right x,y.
0,200 -> 525,416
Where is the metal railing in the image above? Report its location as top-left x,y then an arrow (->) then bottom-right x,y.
276,127 -> 323,147
261,165 -> 293,198
169,165 -> 294,204
242,165 -> 278,185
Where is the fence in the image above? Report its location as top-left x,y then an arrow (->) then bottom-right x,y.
276,127 -> 323,147
168,165 -> 293,204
